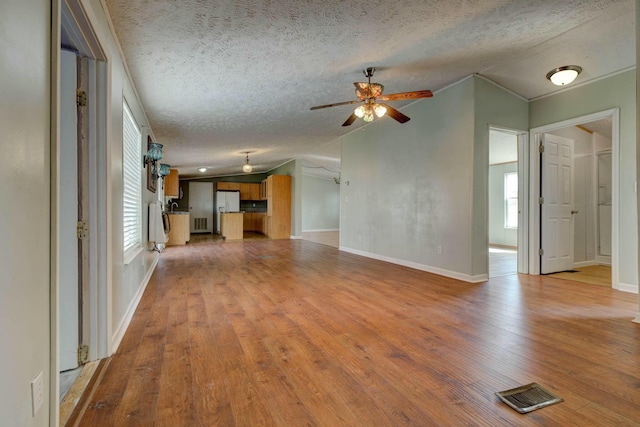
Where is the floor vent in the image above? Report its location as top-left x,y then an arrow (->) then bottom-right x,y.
496,383 -> 563,413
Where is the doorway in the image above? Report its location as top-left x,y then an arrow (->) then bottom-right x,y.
488,128 -> 528,277
190,181 -> 214,233
56,0 -> 109,423
529,109 -> 618,287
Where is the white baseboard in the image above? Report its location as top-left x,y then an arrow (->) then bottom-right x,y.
290,235 -> 303,240
573,260 -> 597,268
616,282 -> 638,294
111,255 -> 159,353
633,313 -> 640,324
302,228 -> 339,232
339,246 -> 487,283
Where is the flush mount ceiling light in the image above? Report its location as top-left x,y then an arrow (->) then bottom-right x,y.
546,65 -> 582,86
242,152 -> 253,173
198,167 -> 207,173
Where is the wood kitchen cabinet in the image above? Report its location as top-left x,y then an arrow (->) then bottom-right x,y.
243,212 -> 254,231
220,212 -> 243,240
239,183 -> 261,200
260,179 -> 267,200
217,182 -> 240,191
164,169 -> 179,197
264,175 -> 291,239
166,213 -> 190,245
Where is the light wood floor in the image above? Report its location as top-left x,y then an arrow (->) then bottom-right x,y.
488,247 -> 517,278
547,265 -> 612,287
78,240 -> 640,426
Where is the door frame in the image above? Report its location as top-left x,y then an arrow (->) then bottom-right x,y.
52,0 -> 110,422
487,126 -> 529,275
528,108 -> 619,289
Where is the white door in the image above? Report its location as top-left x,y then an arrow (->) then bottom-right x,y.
541,133 -> 575,274
60,49 -> 80,371
190,182 -> 213,233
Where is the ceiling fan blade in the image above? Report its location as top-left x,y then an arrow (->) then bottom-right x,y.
310,99 -> 361,110
378,90 -> 433,101
342,113 -> 358,127
380,103 -> 410,123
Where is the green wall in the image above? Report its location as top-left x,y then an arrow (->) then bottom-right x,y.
302,175 -> 340,231
340,76 -> 528,281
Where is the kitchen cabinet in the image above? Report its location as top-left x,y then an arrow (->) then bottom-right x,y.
240,183 -> 261,200
260,179 -> 267,200
250,183 -> 261,200
243,212 -> 254,231
164,169 -> 179,197
220,212 -> 243,240
243,212 -> 265,232
265,175 -> 291,239
217,182 -> 240,191
166,213 -> 190,245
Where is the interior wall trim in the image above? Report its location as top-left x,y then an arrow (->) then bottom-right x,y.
111,255 -> 159,353
339,246 -> 488,283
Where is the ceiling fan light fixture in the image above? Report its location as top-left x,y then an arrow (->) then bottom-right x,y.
546,65 -> 582,86
354,105 -> 365,118
363,112 -> 374,123
242,151 -> 253,173
374,104 -> 387,118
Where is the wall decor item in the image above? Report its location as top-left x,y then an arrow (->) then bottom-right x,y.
145,135 -> 163,193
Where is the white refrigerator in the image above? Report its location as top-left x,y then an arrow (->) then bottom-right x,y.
216,190 -> 240,233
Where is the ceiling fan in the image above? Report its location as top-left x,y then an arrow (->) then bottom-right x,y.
310,67 -> 433,126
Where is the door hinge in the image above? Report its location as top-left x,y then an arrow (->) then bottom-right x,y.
77,221 -> 88,239
539,143 -> 545,153
539,248 -> 544,256
77,345 -> 89,365
539,197 -> 544,204
76,89 -> 87,107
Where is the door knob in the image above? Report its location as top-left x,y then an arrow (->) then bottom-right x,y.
571,210 -> 579,214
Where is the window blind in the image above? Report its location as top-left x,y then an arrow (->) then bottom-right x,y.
122,101 -> 142,260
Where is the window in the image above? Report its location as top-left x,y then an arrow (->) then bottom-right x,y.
122,100 -> 142,262
504,172 -> 518,229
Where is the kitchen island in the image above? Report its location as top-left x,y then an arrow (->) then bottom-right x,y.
167,212 -> 190,245
220,212 -> 244,240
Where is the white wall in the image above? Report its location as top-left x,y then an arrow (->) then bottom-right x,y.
530,70 -> 637,289
488,162 -> 518,247
0,0 -> 52,425
302,175 -> 340,231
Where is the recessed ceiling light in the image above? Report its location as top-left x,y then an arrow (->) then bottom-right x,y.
546,65 -> 582,86
198,167 -> 207,173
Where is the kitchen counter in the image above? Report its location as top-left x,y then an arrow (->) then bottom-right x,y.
220,212 -> 243,240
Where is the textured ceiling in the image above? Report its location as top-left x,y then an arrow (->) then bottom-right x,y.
103,0 -> 635,178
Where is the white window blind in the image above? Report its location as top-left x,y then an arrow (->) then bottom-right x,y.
122,101 -> 142,261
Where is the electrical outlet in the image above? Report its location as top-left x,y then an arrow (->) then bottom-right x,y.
437,246 -> 443,255
31,371 -> 44,417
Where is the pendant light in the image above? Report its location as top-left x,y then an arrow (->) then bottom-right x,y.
242,152 -> 253,173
